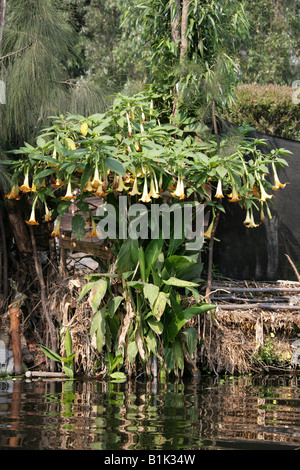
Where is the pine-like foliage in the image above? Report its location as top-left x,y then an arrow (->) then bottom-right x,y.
0,0 -> 110,147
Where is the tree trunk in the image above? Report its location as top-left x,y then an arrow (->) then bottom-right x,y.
9,306 -> 22,375
180,0 -> 190,62
4,199 -> 33,257
170,0 -> 181,45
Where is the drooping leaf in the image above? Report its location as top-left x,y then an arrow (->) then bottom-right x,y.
40,345 -> 62,363
91,279 -> 107,313
182,327 -> 197,358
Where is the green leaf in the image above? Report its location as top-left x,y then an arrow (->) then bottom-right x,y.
40,345 -> 62,363
182,327 -> 197,358
145,237 -> 164,275
91,279 -> 107,313
107,296 -> 124,317
72,214 -> 86,241
152,292 -> 169,320
173,340 -> 184,372
64,328 -> 72,358
109,371 -> 127,382
127,341 -> 138,364
139,246 -> 146,282
105,157 -> 126,177
168,303 -> 215,343
147,316 -> 163,335
163,277 -> 199,288
143,283 -> 159,309
77,281 -> 94,302
90,307 -> 106,353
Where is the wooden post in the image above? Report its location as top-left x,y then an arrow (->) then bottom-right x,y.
9,307 -> 22,375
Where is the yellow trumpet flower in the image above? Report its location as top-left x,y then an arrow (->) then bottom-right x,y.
86,219 -> 98,238
129,176 -> 141,196
171,176 -> 185,199
204,221 -> 214,239
65,137 -> 76,150
25,198 -> 39,226
52,178 -> 64,188
84,178 -> 93,192
5,185 -> 21,200
214,179 -> 224,199
140,177 -> 151,203
227,186 -> 241,202
272,163 -> 286,190
259,183 -> 273,202
94,182 -> 107,197
148,177 -> 160,199
126,112 -> 132,137
116,176 -> 129,192
243,208 -> 259,228
19,171 -> 31,193
91,166 -> 102,189
51,216 -> 62,238
44,204 -> 52,222
61,180 -> 76,200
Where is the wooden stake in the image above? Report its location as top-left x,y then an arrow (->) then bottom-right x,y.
9,307 -> 22,375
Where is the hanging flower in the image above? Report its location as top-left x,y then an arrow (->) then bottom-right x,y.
243,208 -> 259,228
214,179 -> 224,199
25,197 -> 39,226
65,137 -> 76,150
171,176 -> 185,199
204,221 -> 214,239
51,216 -> 62,238
5,185 -> 21,200
52,178 -> 64,188
61,180 -> 76,200
19,170 -> 31,193
148,177 -> 160,199
140,177 -> 151,203
44,204 -> 52,222
116,176 -> 129,192
272,163 -> 286,191
260,203 -> 265,224
227,186 -> 241,202
91,166 -> 102,189
86,218 -> 98,238
94,182 -> 107,197
84,178 -> 93,192
126,112 -> 132,137
129,176 -> 141,196
259,183 -> 273,202
141,111 -> 146,124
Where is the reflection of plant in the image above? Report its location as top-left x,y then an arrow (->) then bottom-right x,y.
40,328 -> 75,378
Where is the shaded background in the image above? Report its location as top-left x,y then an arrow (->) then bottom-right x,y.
214,131 -> 300,281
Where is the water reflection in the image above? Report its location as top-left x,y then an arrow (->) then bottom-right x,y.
0,375 -> 299,450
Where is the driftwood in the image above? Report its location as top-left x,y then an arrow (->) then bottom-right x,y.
25,371 -> 67,378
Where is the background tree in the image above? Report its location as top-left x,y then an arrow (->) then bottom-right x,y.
239,0 -> 300,85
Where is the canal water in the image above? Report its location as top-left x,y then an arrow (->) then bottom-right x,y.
0,374 -> 299,451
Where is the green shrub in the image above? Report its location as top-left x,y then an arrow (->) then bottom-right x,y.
223,84 -> 300,141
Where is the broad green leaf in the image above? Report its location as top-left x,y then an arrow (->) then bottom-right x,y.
173,340 -> 184,372
40,345 -> 62,363
107,296 -> 124,317
90,307 -> 106,353
145,329 -> 157,355
152,291 -> 169,320
168,303 -> 215,342
139,246 -> 146,282
105,157 -> 126,177
163,277 -> 199,288
145,237 -> 164,274
147,316 -> 163,335
91,280 -> 107,313
127,341 -> 138,364
64,328 -> 72,358
109,371 -> 127,382
77,281 -> 94,302
182,327 -> 197,358
143,283 -> 159,308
